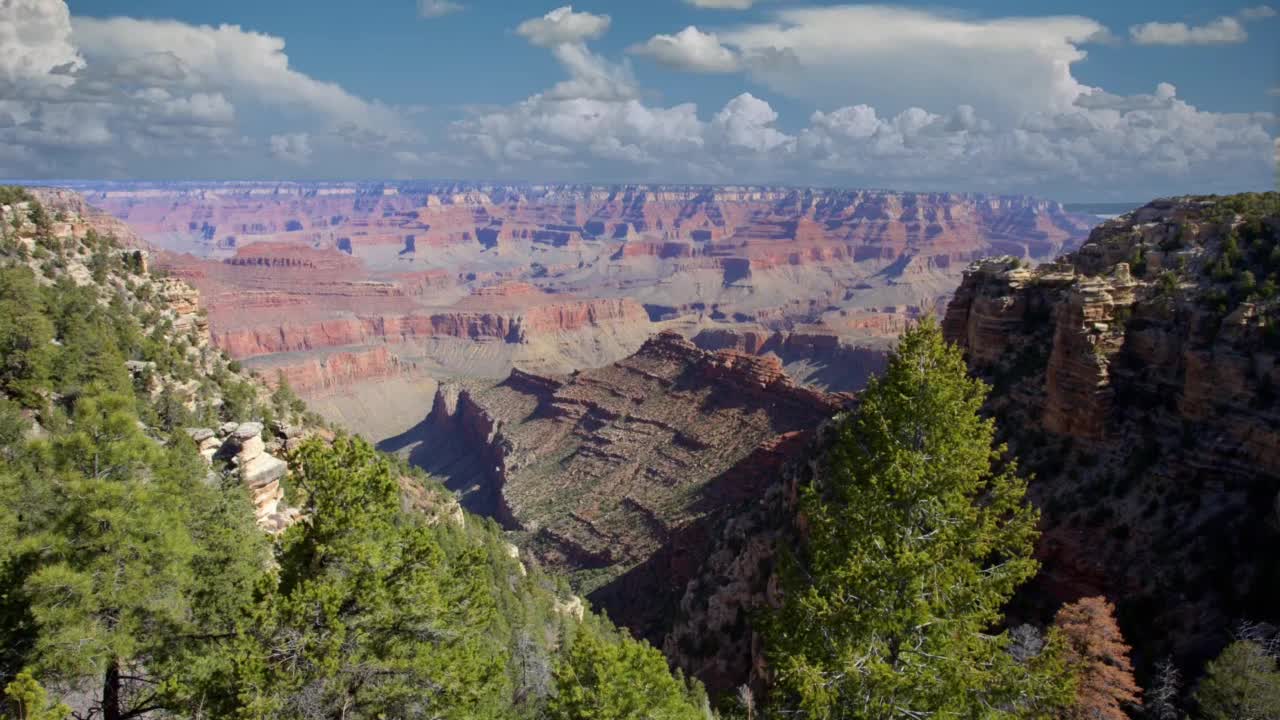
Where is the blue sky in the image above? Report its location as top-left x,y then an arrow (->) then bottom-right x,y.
3,0 -> 1277,200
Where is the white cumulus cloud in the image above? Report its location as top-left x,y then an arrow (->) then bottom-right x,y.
0,0 -> 409,178
710,93 -> 792,151
71,17 -> 402,130
1130,16 -> 1247,45
515,6 -> 611,48
720,6 -> 1104,120
629,26 -> 740,73
1130,6 -> 1276,45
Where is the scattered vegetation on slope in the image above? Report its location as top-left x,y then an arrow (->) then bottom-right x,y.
0,188 -> 708,720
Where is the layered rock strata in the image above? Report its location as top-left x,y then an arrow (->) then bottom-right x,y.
420,331 -> 853,642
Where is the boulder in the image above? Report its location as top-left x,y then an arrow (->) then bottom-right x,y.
242,453 -> 287,489
233,421 -> 264,440
187,427 -> 216,443
236,435 -> 266,463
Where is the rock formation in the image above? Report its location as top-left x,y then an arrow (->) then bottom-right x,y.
65,181 -> 1093,448
943,194 -> 1280,668
417,331 -> 854,643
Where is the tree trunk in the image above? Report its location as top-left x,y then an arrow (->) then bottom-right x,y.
103,657 -> 121,720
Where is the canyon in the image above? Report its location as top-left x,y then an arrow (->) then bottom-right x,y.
72,181 -> 1095,446
413,331 -> 854,646
33,182 -> 1279,701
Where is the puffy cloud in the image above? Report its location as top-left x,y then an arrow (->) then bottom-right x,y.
1130,6 -> 1276,45
0,0 -> 82,90
269,133 -> 312,164
684,0 -> 754,8
418,0 -> 463,18
629,26 -> 740,73
546,43 -> 638,101
0,1 -> 407,178
1130,16 -> 1247,45
709,93 -> 792,151
448,2 -> 1276,197
515,6 -> 610,48
71,16 -> 401,130
794,85 -> 1275,196
720,6 -> 1104,120
452,95 -> 705,172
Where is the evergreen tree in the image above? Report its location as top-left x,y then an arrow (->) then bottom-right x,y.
228,437 -> 509,719
24,425 -> 203,718
3,671 -> 69,720
1053,596 -> 1141,720
546,620 -> 707,720
0,268 -> 53,408
1194,640 -> 1280,720
3,390 -> 267,720
764,317 -> 1068,719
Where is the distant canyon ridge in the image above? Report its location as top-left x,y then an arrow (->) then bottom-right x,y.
73,181 -> 1095,450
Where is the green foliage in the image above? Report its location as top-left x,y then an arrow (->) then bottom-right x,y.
547,620 -> 707,720
3,671 -> 68,720
1129,247 -> 1148,277
1,387 -> 267,720
1156,271 -> 1180,297
1195,640 -> 1280,720
0,268 -> 53,408
764,317 -> 1068,719
270,372 -> 306,421
228,436 -> 509,719
0,187 -> 33,207
25,204 -> 50,236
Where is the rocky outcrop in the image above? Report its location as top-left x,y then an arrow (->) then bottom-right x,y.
943,194 -> 1280,669
419,331 -> 853,645
190,421 -> 300,534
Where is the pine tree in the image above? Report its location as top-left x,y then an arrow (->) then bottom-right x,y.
763,317 -> 1067,719
3,390 -> 267,720
3,671 -> 69,720
1195,640 -> 1280,720
546,620 -> 707,720
1053,596 -> 1141,720
0,268 -> 54,408
229,437 -> 509,719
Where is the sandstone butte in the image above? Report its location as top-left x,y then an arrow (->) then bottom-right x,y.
411,330 -> 855,646
75,181 -> 1094,444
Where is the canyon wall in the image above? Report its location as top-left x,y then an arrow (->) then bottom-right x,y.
418,332 -> 853,646
943,195 -> 1280,669
63,181 -> 1093,441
